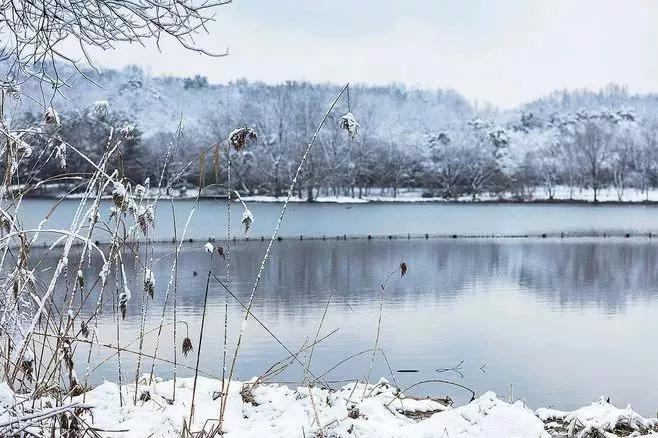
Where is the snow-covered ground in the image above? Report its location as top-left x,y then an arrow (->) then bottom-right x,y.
22,183 -> 658,204
2,376 -> 656,437
242,187 -> 658,204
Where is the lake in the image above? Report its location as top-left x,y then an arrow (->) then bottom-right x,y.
17,198 -> 658,243
19,199 -> 658,416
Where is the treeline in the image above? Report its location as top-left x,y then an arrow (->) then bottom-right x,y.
6,67 -> 658,201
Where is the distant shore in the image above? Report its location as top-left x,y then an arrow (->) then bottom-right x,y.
20,192 -> 658,206
16,181 -> 658,205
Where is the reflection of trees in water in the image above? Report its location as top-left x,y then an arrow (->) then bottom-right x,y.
513,241 -> 658,312
33,240 -> 658,322
247,240 -> 658,315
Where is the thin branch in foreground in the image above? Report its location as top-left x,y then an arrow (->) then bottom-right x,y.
217,84 -> 350,432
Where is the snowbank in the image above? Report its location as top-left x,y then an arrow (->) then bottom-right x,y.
537,397 -> 658,436
21,183 -> 658,204
190,186 -> 658,204
1,377 -> 657,437
240,186 -> 658,204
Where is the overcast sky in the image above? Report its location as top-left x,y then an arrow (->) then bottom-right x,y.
81,0 -> 658,109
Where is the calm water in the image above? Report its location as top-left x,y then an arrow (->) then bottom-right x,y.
17,198 -> 658,242
31,237 -> 658,416
17,199 -> 658,415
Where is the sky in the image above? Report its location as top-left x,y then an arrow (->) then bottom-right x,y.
76,0 -> 658,109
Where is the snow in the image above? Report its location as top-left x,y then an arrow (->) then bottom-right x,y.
112,181 -> 127,198
339,112 -> 359,140
94,100 -> 109,115
537,396 -> 657,435
144,268 -> 155,284
119,281 -> 132,318
229,127 -> 258,151
99,261 -> 110,285
25,182 -> 658,204
241,195 -> 370,203
55,142 -> 66,169
121,124 -> 135,137
1,377 -> 655,437
45,106 -> 60,125
401,392 -> 547,438
16,140 -> 32,158
241,208 -> 253,234
241,186 -> 658,204
119,286 -> 131,303
228,127 -> 243,142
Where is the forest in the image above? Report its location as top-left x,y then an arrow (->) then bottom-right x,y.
6,65 -> 658,202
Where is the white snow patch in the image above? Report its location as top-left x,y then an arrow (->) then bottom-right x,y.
241,208 -> 253,234
45,107 -> 60,125
537,396 -> 657,435
94,100 -> 109,115
1,378 -> 653,437
121,124 -> 135,138
112,181 -> 127,198
340,112 -> 360,140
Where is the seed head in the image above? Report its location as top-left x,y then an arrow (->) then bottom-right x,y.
144,269 -> 155,299
340,113 -> 359,141
45,107 -> 60,125
229,127 -> 257,151
241,209 -> 253,235
182,337 -> 193,357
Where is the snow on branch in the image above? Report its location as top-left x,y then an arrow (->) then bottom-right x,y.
0,0 -> 230,92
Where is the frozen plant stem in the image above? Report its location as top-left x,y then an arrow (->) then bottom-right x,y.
171,197 -> 179,401
189,252 -> 213,425
362,264 -> 403,400
221,153 -> 231,401
305,290 -> 332,383
210,273 -> 324,383
218,84 -> 350,430
115,261 -> 124,407
148,200 -> 199,382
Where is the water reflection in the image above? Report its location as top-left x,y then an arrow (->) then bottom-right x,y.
33,238 -> 658,415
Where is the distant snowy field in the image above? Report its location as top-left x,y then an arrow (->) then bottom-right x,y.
24,184 -> 658,204
237,186 -> 658,204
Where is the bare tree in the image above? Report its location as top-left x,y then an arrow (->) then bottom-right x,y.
611,127 -> 636,201
427,132 -> 467,199
636,121 -> 658,201
571,121 -> 612,203
0,0 -> 229,96
537,143 -> 561,200
461,128 -> 507,200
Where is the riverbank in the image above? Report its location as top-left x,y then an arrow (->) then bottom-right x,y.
1,376 -> 656,437
241,186 -> 658,204
17,184 -> 658,204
